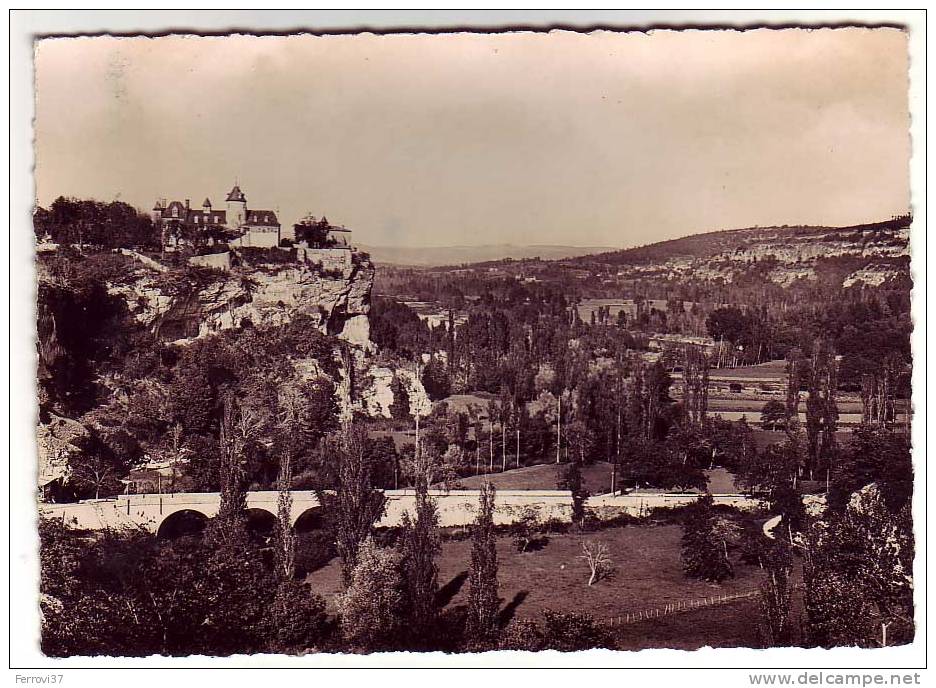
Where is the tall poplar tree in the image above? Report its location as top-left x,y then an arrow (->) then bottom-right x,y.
466,483 -> 499,645
326,423 -> 387,586
397,474 -> 441,646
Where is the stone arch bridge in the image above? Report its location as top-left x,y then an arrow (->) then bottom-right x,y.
39,490 -> 763,537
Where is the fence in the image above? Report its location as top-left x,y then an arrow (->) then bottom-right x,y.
604,590 -> 760,627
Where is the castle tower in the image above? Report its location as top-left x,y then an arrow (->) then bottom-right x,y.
225,183 -> 247,228
151,199 -> 165,224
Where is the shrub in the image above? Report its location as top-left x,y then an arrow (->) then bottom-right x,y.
336,537 -> 403,652
760,400 -> 789,430
264,580 -> 331,653
511,506 -> 541,552
294,530 -> 337,576
739,522 -> 770,567
235,246 -> 297,266
681,494 -> 735,582
498,619 -> 544,652
193,243 -> 230,256
541,611 -> 613,652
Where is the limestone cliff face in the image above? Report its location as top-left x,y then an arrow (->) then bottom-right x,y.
111,254 -> 375,348
194,260 -> 375,348
355,366 -> 431,419
106,251 -> 431,423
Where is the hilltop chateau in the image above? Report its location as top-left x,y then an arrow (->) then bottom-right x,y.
152,183 -> 281,249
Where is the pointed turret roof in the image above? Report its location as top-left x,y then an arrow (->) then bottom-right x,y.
226,184 -> 246,202
202,198 -> 212,207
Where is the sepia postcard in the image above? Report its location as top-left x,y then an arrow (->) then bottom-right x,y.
10,9 -> 926,676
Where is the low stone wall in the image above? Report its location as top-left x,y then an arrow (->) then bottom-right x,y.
381,489 -> 573,528
298,247 -> 353,272
117,248 -> 169,273
188,251 -> 232,271
234,229 -> 280,248
588,492 -> 766,519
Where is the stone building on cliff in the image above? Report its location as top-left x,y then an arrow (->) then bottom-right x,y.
152,183 -> 281,249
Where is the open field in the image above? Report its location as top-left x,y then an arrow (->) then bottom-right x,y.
611,583 -> 804,650
750,428 -> 870,452
454,463 -> 740,494
705,398 -> 862,414
710,410 -> 865,425
454,461 -> 616,494
438,393 -> 496,415
708,360 -> 787,380
304,523 -> 772,648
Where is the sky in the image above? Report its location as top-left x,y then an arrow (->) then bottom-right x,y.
34,29 -> 910,248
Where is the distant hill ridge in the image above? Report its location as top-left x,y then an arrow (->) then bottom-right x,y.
360,243 -> 617,266
568,215 -> 912,267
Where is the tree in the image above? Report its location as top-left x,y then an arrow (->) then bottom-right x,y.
736,441 -> 799,498
772,479 -> 807,538
621,438 -> 707,492
706,306 -> 752,348
681,494 -> 734,582
401,439 -> 459,490
67,425 -> 140,499
336,537 -> 403,651
269,375 -> 337,578
804,338 -> 839,478
830,426 -> 912,512
784,347 -> 806,426
631,359 -> 674,441
186,396 -> 282,656
803,485 -> 913,647
206,393 -> 251,546
389,374 -> 412,421
37,257 -> 147,418
397,477 -> 441,646
760,400 -> 789,431
759,540 -> 794,646
704,415 -> 755,472
580,540 -> 614,586
421,356 -> 451,401
683,344 -> 710,427
39,518 -> 125,656
273,449 -> 296,582
36,197 -> 159,249
264,580 -> 329,654
558,458 -> 589,526
465,483 -> 499,645
326,424 -> 387,586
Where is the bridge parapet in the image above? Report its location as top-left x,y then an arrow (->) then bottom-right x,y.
39,490 -> 764,534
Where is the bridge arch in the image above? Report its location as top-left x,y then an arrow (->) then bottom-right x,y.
245,507 -> 277,537
293,506 -> 326,533
157,508 -> 209,539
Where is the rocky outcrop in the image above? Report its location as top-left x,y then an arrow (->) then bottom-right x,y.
357,366 -> 431,419
105,251 -> 437,422
37,414 -> 89,486
609,221 -> 911,289
111,252 -> 375,349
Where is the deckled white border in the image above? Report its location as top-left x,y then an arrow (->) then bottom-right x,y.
7,8 -> 928,675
